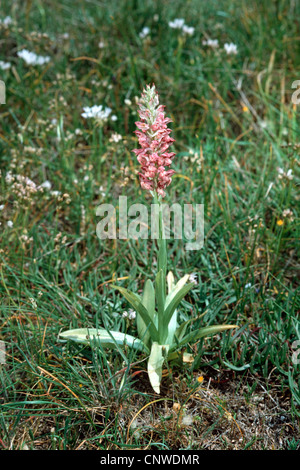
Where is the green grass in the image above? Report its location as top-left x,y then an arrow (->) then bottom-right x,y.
0,0 -> 299,450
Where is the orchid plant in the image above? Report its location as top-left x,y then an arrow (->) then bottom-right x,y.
60,85 -> 237,393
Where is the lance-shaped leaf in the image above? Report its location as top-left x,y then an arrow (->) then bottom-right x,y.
138,279 -> 156,348
165,274 -> 190,309
164,273 -> 190,346
164,308 -> 178,346
163,282 -> 194,329
174,319 -> 191,344
167,271 -> 175,294
59,328 -> 148,353
175,324 -> 238,350
155,269 -> 166,343
147,342 -> 169,394
112,285 -> 159,341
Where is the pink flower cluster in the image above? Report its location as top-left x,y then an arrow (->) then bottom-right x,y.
133,85 -> 175,197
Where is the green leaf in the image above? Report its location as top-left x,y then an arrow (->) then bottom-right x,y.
163,282 -> 194,329
165,274 -> 190,309
138,279 -> 156,348
167,271 -> 175,294
59,328 -> 148,353
165,309 -> 178,347
174,319 -> 191,343
222,359 -> 250,371
147,342 -> 169,394
112,285 -> 159,341
163,274 -> 191,346
176,324 -> 238,349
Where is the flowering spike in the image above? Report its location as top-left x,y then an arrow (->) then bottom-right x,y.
133,84 -> 175,198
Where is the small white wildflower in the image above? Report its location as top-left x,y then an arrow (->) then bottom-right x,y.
0,204 -> 4,210
51,190 -> 62,197
109,132 -> 122,143
124,98 -> 132,106
81,105 -> 112,121
7,220 -> 13,228
277,167 -> 294,181
17,49 -> 50,66
99,185 -> 105,196
277,168 -> 284,179
245,283 -> 252,289
98,40 -> 105,49
259,120 -> 268,129
111,114 -> 118,121
169,18 -> 185,29
5,171 -> 13,183
122,309 -> 136,320
282,208 -> 293,219
54,233 -> 62,243
83,175 -> 89,182
189,273 -> 198,285
39,180 -> 52,190
0,60 -> 11,70
182,25 -> 194,36
202,38 -> 219,48
182,414 -> 194,426
128,309 -> 136,320
62,193 -> 71,204
224,42 -> 238,55
0,16 -> 13,26
29,297 -> 37,309
139,27 -> 150,39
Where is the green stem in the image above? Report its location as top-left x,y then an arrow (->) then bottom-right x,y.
153,191 -> 167,344
154,192 -> 167,280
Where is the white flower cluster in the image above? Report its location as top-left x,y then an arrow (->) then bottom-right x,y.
223,42 -> 238,55
0,16 -> 13,26
122,309 -> 136,320
168,18 -> 195,36
189,273 -> 198,285
109,132 -> 122,143
6,172 -> 38,200
0,60 -> 11,70
17,49 -> 50,66
282,208 -> 294,221
139,26 -> 150,39
5,172 -> 52,203
277,167 -> 294,181
202,39 -> 238,55
168,18 -> 185,29
82,105 -> 117,122
202,38 -> 219,48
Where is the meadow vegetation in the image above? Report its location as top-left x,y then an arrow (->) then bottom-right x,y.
0,0 -> 299,450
